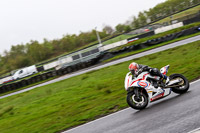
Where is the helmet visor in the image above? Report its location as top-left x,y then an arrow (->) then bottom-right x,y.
131,70 -> 135,75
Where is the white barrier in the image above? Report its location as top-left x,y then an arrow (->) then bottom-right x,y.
44,56 -> 73,70
101,39 -> 128,51
59,56 -> 73,64
0,76 -> 13,84
43,61 -> 59,70
155,22 -> 183,34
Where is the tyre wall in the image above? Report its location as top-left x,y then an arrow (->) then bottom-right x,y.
0,25 -> 200,94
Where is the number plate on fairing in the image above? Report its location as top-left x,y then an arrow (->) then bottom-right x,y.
137,81 -> 148,88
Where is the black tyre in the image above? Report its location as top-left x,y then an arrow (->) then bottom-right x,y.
170,74 -> 189,94
126,91 -> 148,110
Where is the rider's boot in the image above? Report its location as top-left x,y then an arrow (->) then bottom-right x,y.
152,87 -> 164,95
162,74 -> 170,85
165,77 -> 170,85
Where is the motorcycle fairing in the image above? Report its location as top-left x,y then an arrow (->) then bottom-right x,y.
150,90 -> 165,101
125,72 -> 132,90
125,71 -> 171,102
160,65 -> 170,75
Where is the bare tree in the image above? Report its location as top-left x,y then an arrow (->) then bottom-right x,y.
103,25 -> 114,35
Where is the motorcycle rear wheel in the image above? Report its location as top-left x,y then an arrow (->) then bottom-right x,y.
170,74 -> 189,94
127,91 -> 148,110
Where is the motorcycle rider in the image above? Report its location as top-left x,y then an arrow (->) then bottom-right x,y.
128,62 -> 169,85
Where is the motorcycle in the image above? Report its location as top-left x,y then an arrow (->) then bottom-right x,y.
124,65 -> 190,110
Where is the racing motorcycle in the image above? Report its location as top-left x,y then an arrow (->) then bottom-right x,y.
124,65 -> 189,110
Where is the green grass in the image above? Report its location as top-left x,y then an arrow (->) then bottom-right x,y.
101,5 -> 200,47
102,34 -> 139,45
5,5 -> 199,71
102,5 -> 200,45
108,22 -> 200,52
0,76 -> 57,97
1,22 -> 200,99
154,5 -> 200,24
0,41 -> 200,133
0,69 -> 55,87
0,69 -> 59,97
1,30 -> 199,97
104,31 -> 200,62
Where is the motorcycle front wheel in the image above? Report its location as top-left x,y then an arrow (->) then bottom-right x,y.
170,74 -> 190,94
126,91 -> 148,110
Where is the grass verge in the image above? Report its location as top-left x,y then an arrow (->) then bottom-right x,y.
0,76 -> 58,97
1,31 -> 199,98
1,29 -> 200,98
104,31 -> 200,62
153,4 -> 200,24
0,41 -> 200,133
109,22 -> 200,53
102,34 -> 139,45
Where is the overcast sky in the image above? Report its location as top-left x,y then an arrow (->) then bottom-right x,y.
0,0 -> 166,54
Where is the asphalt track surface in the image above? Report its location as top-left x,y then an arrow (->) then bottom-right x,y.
63,79 -> 200,133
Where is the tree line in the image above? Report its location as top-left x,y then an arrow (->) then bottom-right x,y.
111,0 -> 200,33
0,0 -> 200,76
0,30 -> 108,75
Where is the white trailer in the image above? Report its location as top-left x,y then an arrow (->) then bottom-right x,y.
12,65 -> 38,80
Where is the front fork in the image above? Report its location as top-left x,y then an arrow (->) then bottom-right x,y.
133,88 -> 142,101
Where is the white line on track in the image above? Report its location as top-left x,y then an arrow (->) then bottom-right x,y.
188,127 -> 200,133
63,79 -> 200,133
190,79 -> 200,85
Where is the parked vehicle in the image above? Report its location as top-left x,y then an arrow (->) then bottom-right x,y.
124,65 -> 189,110
12,65 -> 38,80
0,76 -> 13,84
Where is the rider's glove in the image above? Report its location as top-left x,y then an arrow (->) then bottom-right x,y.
149,68 -> 153,73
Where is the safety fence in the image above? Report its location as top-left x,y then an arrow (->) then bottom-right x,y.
107,26 -> 200,56
40,31 -> 155,72
0,56 -> 99,94
155,22 -> 184,34
0,25 -> 200,94
0,71 -> 57,94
